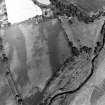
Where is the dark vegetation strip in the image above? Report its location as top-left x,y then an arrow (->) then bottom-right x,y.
57,18 -> 80,56
57,18 -> 73,49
